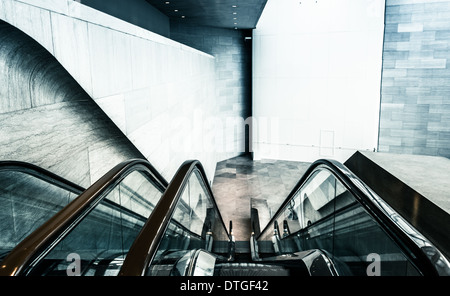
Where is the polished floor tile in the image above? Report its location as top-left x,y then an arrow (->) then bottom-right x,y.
212,154 -> 310,242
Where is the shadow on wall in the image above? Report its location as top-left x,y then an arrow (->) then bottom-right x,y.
0,20 -> 145,187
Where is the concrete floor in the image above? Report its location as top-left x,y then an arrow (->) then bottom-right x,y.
211,154 -> 310,242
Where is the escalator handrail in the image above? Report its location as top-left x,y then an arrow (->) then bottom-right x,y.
119,159 -> 230,276
0,160 -> 85,194
0,158 -> 168,276
255,158 -> 446,276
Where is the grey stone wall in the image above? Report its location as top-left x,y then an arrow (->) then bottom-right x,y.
1,0 -> 219,182
379,0 -> 450,158
170,21 -> 252,160
0,20 -> 145,187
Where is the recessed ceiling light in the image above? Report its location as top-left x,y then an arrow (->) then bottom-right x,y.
181,15 -> 186,18
232,5 -> 237,8
174,9 -> 178,12
233,12 -> 237,15
165,1 -> 170,4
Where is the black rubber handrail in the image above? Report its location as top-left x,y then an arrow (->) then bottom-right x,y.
0,158 -> 168,276
119,160 -> 230,276
256,159 -> 449,276
0,160 -> 85,194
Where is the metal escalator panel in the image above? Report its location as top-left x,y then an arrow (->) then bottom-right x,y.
0,159 -> 167,276
256,159 -> 450,276
28,171 -> 162,276
0,161 -> 84,261
147,169 -> 229,276
119,160 -> 230,276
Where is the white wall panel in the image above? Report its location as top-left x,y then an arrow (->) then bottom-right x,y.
51,12 -> 93,95
253,0 -> 385,162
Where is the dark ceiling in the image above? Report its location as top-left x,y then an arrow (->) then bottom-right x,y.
145,0 -> 267,29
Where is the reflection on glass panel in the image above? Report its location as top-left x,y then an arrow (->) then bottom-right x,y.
0,171 -> 78,260
147,169 -> 229,276
25,170 -> 163,276
174,171 -> 210,236
258,167 -> 421,276
274,170 -> 347,238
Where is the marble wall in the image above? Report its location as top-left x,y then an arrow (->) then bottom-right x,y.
0,0 -> 219,182
379,0 -> 450,158
0,20 -> 145,187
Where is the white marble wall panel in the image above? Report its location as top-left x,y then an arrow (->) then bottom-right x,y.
50,12 -> 93,95
87,23 -> 134,99
1,0 -> 218,182
129,37 -> 154,90
123,88 -> 153,135
17,0 -> 70,14
0,0 -> 54,55
94,94 -> 126,132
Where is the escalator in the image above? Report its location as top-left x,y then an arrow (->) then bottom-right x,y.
119,159 -> 450,276
0,158 -> 449,276
0,159 -> 168,276
250,159 -> 450,276
0,161 -> 85,262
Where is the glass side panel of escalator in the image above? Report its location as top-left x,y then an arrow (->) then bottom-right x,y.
257,168 -> 421,276
0,170 -> 80,261
23,170 -> 163,276
146,169 -> 229,276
